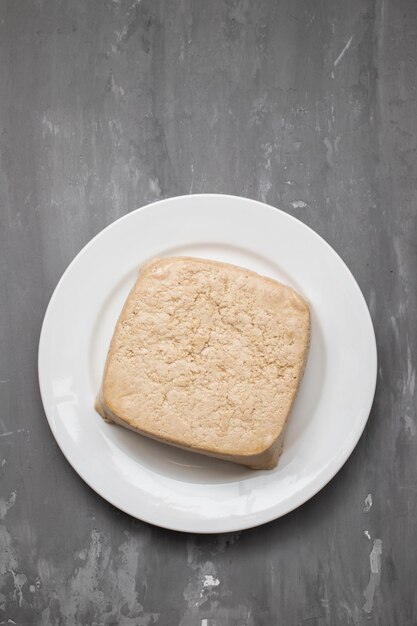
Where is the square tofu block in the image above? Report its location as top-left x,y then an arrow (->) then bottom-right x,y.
96,257 -> 310,469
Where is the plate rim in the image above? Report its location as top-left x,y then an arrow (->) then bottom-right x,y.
38,193 -> 378,533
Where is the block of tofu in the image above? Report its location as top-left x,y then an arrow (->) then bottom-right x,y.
95,257 -> 310,469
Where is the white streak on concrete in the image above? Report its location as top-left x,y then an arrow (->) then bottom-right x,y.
115,25 -> 128,43
306,13 -> 315,29
0,429 -> 26,438
290,200 -> 307,209
11,570 -> 27,606
262,142 -> 273,160
406,345 -> 416,402
37,528 -> 159,625
189,163 -> 194,193
364,530 -> 371,540
148,177 -> 161,197
363,539 -> 383,613
399,341 -> 416,437
259,175 -> 272,202
407,345 -> 415,391
334,35 -> 354,67
184,539 -> 222,610
364,493 -> 373,512
0,525 -> 18,574
370,541 -> 382,573
404,414 -> 416,437
108,73 -> 126,99
323,137 -> 333,166
42,114 -> 60,137
203,575 -> 220,587
0,491 -> 16,520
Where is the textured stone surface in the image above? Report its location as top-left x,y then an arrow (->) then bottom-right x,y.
0,0 -> 416,624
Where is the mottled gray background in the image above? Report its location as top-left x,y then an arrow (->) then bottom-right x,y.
0,0 -> 416,624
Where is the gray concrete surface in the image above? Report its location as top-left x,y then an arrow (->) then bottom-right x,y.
0,0 -> 416,624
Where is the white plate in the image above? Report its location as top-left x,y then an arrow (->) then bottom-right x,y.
38,194 -> 377,533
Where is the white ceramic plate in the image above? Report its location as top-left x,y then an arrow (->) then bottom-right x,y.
38,194 -> 377,533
